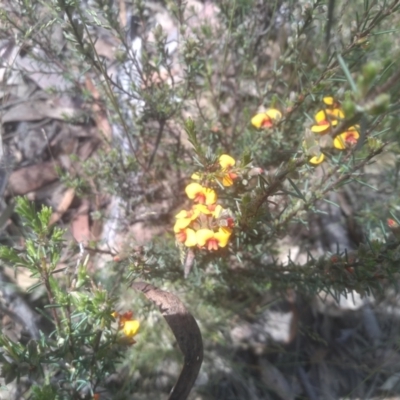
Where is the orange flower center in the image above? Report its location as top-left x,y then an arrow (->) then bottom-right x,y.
206,238 -> 219,251
121,311 -> 133,319
176,230 -> 187,243
261,118 -> 273,128
118,311 -> 135,326
345,132 -> 357,144
228,172 -> 238,180
226,217 -> 235,228
194,192 -> 206,204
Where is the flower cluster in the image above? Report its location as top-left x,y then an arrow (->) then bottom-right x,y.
112,311 -> 140,345
251,108 -> 282,129
309,96 -> 360,164
192,154 -> 238,187
174,155 -> 236,251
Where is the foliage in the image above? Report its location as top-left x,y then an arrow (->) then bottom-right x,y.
0,198 -> 140,399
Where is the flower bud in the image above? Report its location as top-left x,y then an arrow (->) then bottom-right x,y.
366,94 -> 390,115
342,98 -> 356,118
248,167 -> 263,177
362,61 -> 380,84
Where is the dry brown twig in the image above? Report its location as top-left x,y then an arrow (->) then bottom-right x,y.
131,281 -> 203,400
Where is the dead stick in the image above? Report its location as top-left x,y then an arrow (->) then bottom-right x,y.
131,282 -> 203,400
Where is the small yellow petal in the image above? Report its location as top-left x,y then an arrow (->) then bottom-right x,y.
191,173 -> 201,180
311,124 -> 330,133
204,188 -> 217,205
123,320 -> 140,337
219,154 -> 235,170
251,113 -> 268,128
215,228 -> 231,248
213,205 -> 223,218
174,218 -> 191,232
315,110 -> 328,123
175,210 -> 188,219
323,96 -> 335,106
309,153 -> 325,165
333,135 -> 346,150
220,226 -> 232,236
184,228 -> 197,247
265,108 -> 282,120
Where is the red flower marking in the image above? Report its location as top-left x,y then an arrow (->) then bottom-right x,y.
387,219 -> 397,227
176,230 -> 187,243
206,238 -> 219,251
194,193 -> 205,204
345,132 -> 357,145
261,118 -> 273,128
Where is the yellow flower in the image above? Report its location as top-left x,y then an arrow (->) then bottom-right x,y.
219,154 -> 235,169
251,108 -> 282,128
218,154 -> 238,187
122,319 -> 140,337
333,126 -> 360,150
309,153 -> 325,165
196,227 -> 232,250
112,311 -> 140,345
185,183 -> 217,205
311,109 -> 344,134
